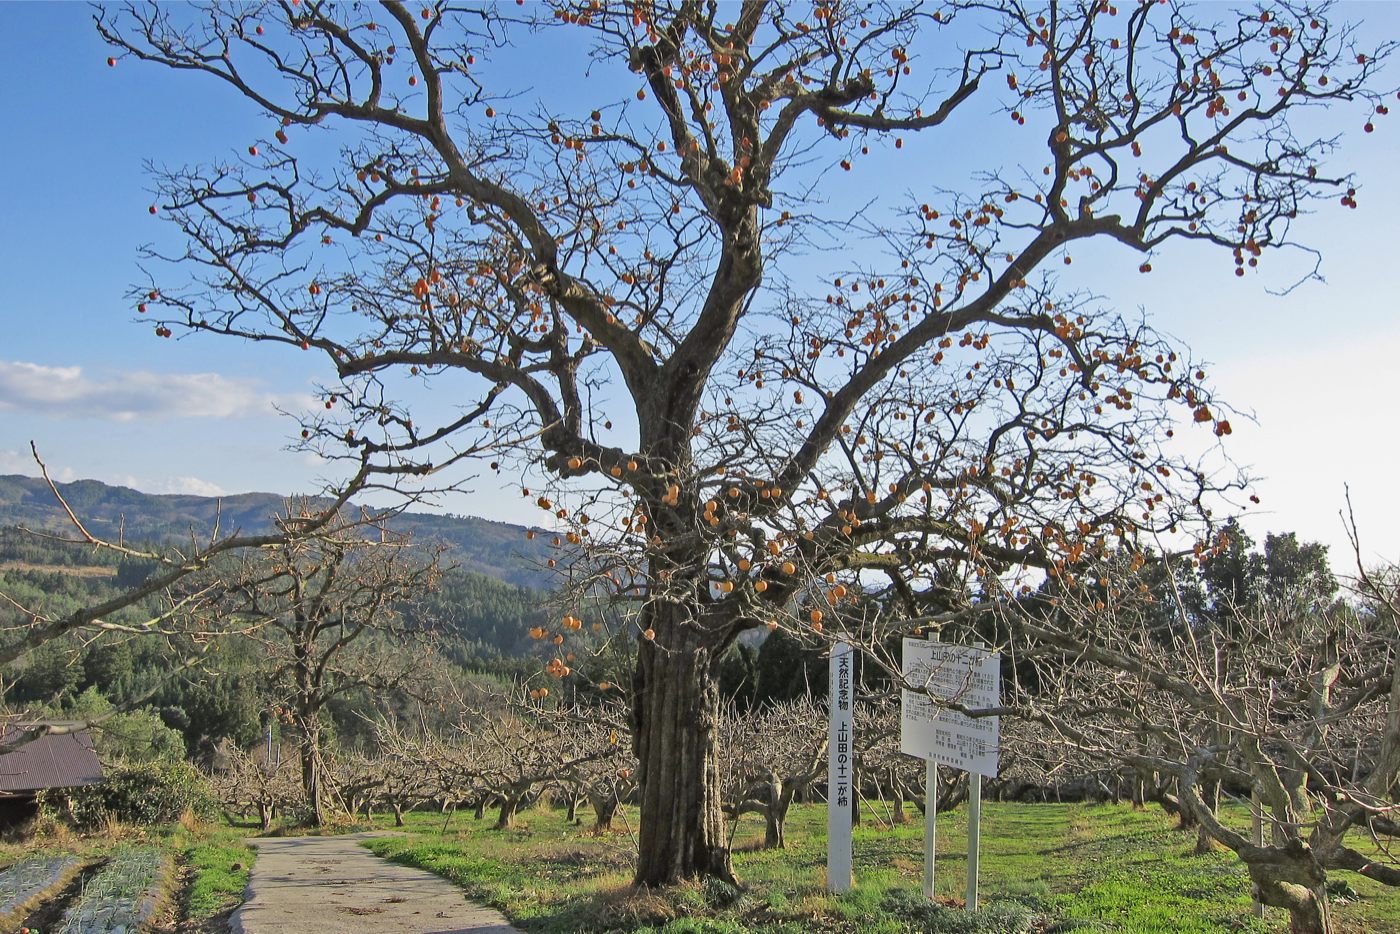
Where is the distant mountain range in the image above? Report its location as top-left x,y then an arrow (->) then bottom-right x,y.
0,474 -> 555,590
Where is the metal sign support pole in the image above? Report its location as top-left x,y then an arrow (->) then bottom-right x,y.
966,639 -> 986,911
923,629 -> 939,901
1252,792 -> 1265,919
966,772 -> 982,910
924,758 -> 937,900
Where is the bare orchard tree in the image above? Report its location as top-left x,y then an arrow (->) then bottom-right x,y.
720,697 -> 827,848
958,530 -> 1400,934
849,700 -> 923,825
227,509 -> 442,826
852,698 -> 1049,823
102,0 -> 1392,884
334,749 -> 389,820
453,691 -> 621,830
403,719 -> 494,820
985,717 -> 1114,805
555,706 -> 637,832
580,757 -> 638,834
364,720 -> 442,826
210,737 -> 304,830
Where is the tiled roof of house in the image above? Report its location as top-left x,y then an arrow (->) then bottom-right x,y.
0,724 -> 104,794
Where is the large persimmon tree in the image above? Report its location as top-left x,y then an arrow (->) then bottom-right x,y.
100,0 -> 1390,885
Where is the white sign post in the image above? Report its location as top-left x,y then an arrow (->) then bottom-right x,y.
901,636 -> 1000,908
1251,791 -> 1266,919
966,770 -> 982,910
923,757 -> 937,899
827,639 -> 854,894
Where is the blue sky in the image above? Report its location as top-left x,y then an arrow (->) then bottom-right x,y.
1,2 -> 1398,570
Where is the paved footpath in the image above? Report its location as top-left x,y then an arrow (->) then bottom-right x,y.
231,831 -> 522,934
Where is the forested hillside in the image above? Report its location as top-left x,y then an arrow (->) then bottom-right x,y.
0,523 -> 552,760
0,474 -> 555,588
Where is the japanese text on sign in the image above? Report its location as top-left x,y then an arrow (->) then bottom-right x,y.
900,639 -> 1000,778
827,640 -> 854,893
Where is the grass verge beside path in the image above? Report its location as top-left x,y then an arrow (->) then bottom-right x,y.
182,825 -> 254,927
364,802 -> 1400,933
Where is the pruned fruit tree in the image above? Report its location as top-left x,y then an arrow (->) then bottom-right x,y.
100,0 -> 1392,886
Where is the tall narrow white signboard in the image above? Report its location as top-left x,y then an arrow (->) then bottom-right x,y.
827,640 -> 854,894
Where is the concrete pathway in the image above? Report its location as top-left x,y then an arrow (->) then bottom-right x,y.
230,831 -> 522,934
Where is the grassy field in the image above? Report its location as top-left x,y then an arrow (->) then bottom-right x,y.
364,801 -> 1400,933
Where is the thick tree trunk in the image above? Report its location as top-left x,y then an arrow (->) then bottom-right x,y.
1165,780 -> 1195,832
297,715 -> 325,827
1194,779 -> 1219,855
764,811 -> 785,848
1195,823 -> 1215,853
890,773 -> 910,824
937,769 -> 969,813
566,792 -> 581,824
592,795 -> 618,832
495,795 -> 520,830
392,802 -> 405,827
632,622 -> 735,886
1245,843 -> 1332,934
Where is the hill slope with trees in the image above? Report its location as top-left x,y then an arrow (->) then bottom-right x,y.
0,474 -> 554,590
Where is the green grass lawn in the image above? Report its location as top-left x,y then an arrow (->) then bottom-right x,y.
363,801 -> 1400,933
181,824 -> 255,925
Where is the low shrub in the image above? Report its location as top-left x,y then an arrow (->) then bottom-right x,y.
882,890 -> 1039,934
43,760 -> 217,829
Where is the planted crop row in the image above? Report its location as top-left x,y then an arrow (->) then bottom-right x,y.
56,846 -> 171,934
0,854 -> 83,930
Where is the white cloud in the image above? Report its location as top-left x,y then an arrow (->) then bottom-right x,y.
0,360 -> 313,421
0,454 -> 228,498
0,448 -> 75,481
162,476 -> 228,496
107,473 -> 229,497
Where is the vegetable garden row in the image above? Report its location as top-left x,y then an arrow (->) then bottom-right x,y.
0,847 -> 172,934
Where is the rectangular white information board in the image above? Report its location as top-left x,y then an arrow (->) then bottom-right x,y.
900,639 -> 1001,778
827,640 -> 853,893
